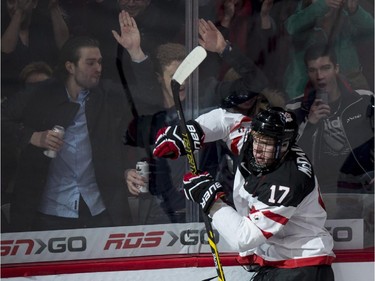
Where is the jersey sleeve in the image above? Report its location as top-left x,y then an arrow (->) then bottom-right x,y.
195,108 -> 251,155
210,200 -> 267,253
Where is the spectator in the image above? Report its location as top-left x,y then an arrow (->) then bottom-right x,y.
112,12 -> 270,136
1,60 -> 53,232
114,13 -> 268,223
284,0 -> 374,99
124,42 -> 188,224
286,42 -> 373,193
112,11 -> 269,113
19,61 -> 53,85
285,42 -> 373,245
197,18 -> 269,109
207,0 -> 289,90
81,0 -> 184,83
1,0 -> 69,100
2,36 -> 134,232
112,10 -> 181,114
111,11 -> 188,223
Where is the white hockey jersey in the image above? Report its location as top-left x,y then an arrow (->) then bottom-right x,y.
196,108 -> 335,268
196,108 -> 252,155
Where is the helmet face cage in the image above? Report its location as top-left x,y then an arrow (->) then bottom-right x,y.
247,132 -> 284,173
246,107 -> 297,173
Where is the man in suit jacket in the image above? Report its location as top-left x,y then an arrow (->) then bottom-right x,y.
2,36 -> 134,232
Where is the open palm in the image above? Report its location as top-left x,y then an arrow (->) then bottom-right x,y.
112,10 -> 141,52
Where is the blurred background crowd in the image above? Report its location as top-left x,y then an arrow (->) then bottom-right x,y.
1,0 -> 373,249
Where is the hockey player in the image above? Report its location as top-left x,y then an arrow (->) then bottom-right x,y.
153,107 -> 335,280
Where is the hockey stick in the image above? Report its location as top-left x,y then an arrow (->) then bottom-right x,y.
171,46 -> 226,281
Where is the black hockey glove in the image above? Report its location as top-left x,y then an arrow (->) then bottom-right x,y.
183,171 -> 225,214
153,120 -> 205,159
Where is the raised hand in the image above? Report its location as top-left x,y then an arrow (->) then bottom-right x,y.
112,10 -> 145,61
198,19 -> 227,54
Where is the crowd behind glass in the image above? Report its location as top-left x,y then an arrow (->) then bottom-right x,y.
1,0 -> 373,249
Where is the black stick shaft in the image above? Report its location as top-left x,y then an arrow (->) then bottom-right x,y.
171,80 -> 226,281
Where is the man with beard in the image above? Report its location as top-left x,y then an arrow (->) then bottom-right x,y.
2,36 -> 134,231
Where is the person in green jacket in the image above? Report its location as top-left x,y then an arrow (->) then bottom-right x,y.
284,0 -> 374,99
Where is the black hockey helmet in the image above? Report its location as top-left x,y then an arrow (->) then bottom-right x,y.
251,107 -> 298,143
244,107 -> 298,174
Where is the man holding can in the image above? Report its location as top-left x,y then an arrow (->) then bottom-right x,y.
2,36 -> 134,231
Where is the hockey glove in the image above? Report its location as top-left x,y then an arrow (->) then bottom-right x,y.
183,171 -> 225,214
153,120 -> 205,159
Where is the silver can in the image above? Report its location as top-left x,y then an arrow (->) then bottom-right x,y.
136,161 -> 149,193
316,89 -> 329,104
44,125 -> 65,158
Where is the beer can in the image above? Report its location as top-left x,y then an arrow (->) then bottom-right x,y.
44,125 -> 65,158
136,161 -> 149,193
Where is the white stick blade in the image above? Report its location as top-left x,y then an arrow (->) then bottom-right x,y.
172,46 -> 207,85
